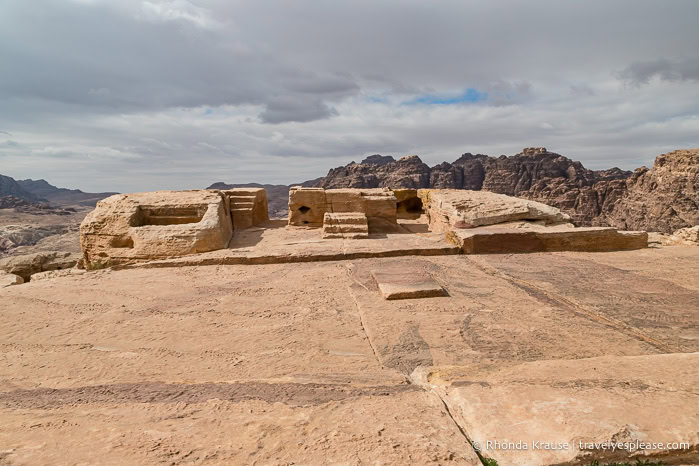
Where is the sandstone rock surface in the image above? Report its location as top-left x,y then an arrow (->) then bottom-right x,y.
221,187 -> 269,229
0,251 -> 79,281
0,270 -> 24,287
371,267 -> 446,300
1,244 -> 697,464
419,189 -> 571,232
80,190 -> 233,266
418,353 -> 699,465
448,225 -> 648,254
288,187 -> 397,228
0,224 -> 73,253
605,149 -> 699,233
670,225 -> 699,245
322,212 -> 369,239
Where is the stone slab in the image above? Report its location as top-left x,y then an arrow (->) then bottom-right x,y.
448,225 -> 648,253
322,212 -> 369,239
420,189 -> 571,232
0,270 -> 24,287
417,353 -> 699,466
371,267 -> 447,300
126,222 -> 460,268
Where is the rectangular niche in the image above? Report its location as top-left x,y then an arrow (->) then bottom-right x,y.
134,206 -> 206,226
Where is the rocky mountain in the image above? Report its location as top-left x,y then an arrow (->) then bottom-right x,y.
16,178 -> 117,207
310,147 -> 698,233
0,174 -> 43,203
604,149 -> 698,233
1,174 -> 117,208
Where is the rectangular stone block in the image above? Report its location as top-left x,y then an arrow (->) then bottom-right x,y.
288,187 -> 327,226
371,267 -> 447,300
80,190 -> 233,267
448,227 -> 648,254
322,213 -> 369,239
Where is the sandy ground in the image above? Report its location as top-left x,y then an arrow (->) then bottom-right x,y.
1,245 -> 698,465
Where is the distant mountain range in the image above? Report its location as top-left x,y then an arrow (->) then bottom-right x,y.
0,174 -> 117,207
210,147 -> 698,233
4,146 -> 697,233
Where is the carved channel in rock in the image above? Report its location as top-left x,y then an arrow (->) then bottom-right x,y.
135,206 -> 205,226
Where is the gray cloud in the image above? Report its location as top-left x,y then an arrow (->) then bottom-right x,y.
0,0 -> 698,191
617,58 -> 699,86
260,97 -> 338,124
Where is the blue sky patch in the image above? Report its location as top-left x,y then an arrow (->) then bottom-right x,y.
405,88 -> 487,105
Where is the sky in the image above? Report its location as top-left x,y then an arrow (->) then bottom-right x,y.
1,0 -> 698,192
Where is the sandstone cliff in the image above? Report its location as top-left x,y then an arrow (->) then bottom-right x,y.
312,148 -> 698,233
603,149 -> 698,233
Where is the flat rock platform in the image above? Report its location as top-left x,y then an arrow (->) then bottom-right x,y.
128,220 -> 461,268
1,245 -> 698,464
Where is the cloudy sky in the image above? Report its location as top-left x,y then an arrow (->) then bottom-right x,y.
1,0 -> 698,192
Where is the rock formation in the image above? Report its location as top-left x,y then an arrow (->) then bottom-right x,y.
322,213 -> 369,239
418,189 -> 571,232
0,251 -> 79,282
666,225 -> 699,246
320,155 -> 432,189
79,189 -> 270,267
207,182 -> 290,219
0,174 -> 43,203
603,149 -> 699,233
221,188 -> 269,229
288,187 -> 397,229
0,224 -> 76,254
311,147 -> 699,233
0,270 -> 24,287
80,190 -> 234,267
0,196 -> 75,215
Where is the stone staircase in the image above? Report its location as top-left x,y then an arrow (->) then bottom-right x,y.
322,212 -> 369,239
223,188 -> 269,230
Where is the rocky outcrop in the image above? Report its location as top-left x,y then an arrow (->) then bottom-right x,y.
667,225 -> 699,246
0,224 -> 75,254
361,154 -> 395,166
80,190 -> 233,267
315,148 -> 632,226
449,225 -> 648,254
0,251 -> 79,282
0,270 -> 24,287
320,155 -> 432,189
0,196 -> 76,216
603,149 -> 699,233
312,147 -> 698,233
419,189 -> 571,232
288,187 -> 397,229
